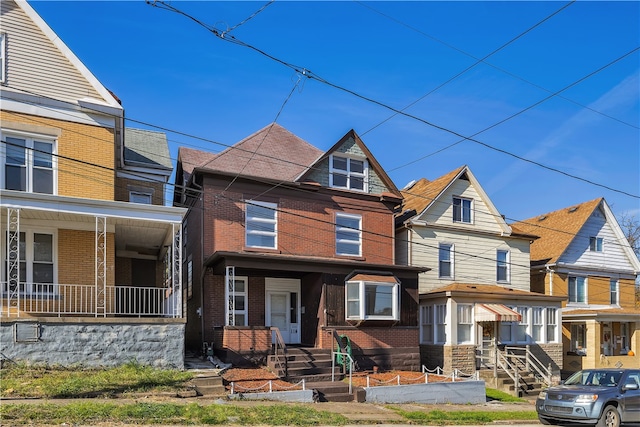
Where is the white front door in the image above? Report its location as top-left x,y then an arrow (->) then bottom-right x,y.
265,278 -> 300,344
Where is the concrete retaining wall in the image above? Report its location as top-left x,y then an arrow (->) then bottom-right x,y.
0,318 -> 185,369
364,380 -> 486,404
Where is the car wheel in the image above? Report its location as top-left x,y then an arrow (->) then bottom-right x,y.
596,405 -> 620,427
537,415 -> 554,425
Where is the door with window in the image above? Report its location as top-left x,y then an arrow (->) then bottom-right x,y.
2,230 -> 55,296
265,278 -> 300,344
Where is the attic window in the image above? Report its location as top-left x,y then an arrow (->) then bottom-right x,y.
329,154 -> 368,192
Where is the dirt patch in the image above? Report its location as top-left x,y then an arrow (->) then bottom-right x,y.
221,367 -> 303,392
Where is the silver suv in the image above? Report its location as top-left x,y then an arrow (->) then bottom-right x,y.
536,368 -> 640,426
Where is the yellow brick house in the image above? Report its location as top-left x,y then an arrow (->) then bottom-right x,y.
1,0 -> 186,367
513,198 -> 640,373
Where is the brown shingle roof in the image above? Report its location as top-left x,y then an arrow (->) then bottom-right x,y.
421,283 -> 565,301
511,198 -> 603,264
178,146 -> 216,174
400,166 -> 466,216
183,123 -> 323,182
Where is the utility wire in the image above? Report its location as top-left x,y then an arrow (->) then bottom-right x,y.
147,1 -> 640,200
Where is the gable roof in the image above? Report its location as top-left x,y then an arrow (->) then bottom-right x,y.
189,123 -> 323,182
298,129 -> 401,198
399,165 -> 515,236
124,129 -> 173,170
512,198 -> 602,265
7,0 -> 121,110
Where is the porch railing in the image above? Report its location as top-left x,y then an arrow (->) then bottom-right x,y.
504,345 -> 553,386
0,282 -> 179,318
270,327 -> 288,378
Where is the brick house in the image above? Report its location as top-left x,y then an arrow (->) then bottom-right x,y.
1,0 -> 186,367
396,166 -> 564,378
174,123 -> 425,369
512,198 -> 640,373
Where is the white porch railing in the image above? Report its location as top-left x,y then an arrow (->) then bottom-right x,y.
0,282 -> 180,318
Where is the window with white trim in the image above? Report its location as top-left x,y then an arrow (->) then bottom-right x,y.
496,249 -> 509,282
346,280 -> 399,321
227,277 -> 248,326
420,305 -> 433,344
129,191 -> 152,204
589,237 -> 603,252
336,213 -> 361,256
452,196 -> 472,223
610,279 -> 619,305
245,201 -> 277,249
2,132 -> 56,194
0,33 -> 6,83
435,304 -> 447,343
568,276 -> 587,304
457,304 -> 473,344
516,306 -> 529,342
329,154 -> 367,191
499,306 -> 516,343
546,308 -> 557,342
532,307 -> 544,342
2,229 -> 56,296
439,243 -> 453,278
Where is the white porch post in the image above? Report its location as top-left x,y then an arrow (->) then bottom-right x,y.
172,222 -> 182,318
95,216 -> 107,317
6,208 -> 20,317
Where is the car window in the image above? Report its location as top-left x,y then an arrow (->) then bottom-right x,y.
626,372 -> 640,387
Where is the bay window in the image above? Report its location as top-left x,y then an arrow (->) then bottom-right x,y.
457,304 -> 473,343
346,279 -> 399,321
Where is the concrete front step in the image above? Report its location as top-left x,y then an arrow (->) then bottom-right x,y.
191,374 -> 227,397
306,380 -> 364,402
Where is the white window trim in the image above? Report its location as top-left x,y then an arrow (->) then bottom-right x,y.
225,275 -> 248,326
329,154 -> 368,192
335,212 -> 362,256
420,304 -> 433,344
345,280 -> 399,321
497,249 -> 510,283
589,236 -> 603,252
610,279 -> 619,306
546,307 -> 558,343
435,303 -> 447,344
1,130 -> 57,194
568,275 -> 588,305
457,304 -> 473,344
0,33 -> 6,84
2,227 -> 58,296
452,196 -> 473,224
438,243 -> 454,279
245,200 -> 277,249
129,191 -> 152,204
532,306 -> 544,343
516,306 -> 529,343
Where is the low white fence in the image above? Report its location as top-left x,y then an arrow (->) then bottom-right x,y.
0,282 -> 178,317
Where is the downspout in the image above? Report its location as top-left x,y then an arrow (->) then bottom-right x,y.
546,265 -> 554,296
199,191 -> 205,345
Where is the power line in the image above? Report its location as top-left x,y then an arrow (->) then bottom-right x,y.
147,1 -> 640,200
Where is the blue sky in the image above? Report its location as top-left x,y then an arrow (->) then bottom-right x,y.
30,1 -> 639,223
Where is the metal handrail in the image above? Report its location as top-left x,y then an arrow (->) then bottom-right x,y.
331,351 -> 354,394
505,345 -> 552,386
495,349 -> 521,397
270,327 -> 287,378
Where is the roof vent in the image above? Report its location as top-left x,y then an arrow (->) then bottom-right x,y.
568,206 -> 579,213
402,180 -> 416,190
538,215 -> 547,221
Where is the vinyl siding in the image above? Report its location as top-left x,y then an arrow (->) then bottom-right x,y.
1,0 -> 102,103
410,227 -> 531,293
418,178 -> 506,235
560,207 -> 636,273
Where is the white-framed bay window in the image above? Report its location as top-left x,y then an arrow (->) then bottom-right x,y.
532,307 -> 544,342
516,306 -> 529,342
336,213 -> 361,256
546,308 -> 558,343
420,304 -> 433,343
2,228 -> 56,295
457,304 -> 473,344
346,279 -> 399,321
245,200 -> 277,249
435,304 -> 447,344
1,131 -> 56,194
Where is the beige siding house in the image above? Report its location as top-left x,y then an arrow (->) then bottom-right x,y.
396,166 -> 564,390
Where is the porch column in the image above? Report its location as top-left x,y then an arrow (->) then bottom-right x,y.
5,208 -> 20,316
95,216 -> 107,317
586,319 -> 600,369
172,222 -> 182,318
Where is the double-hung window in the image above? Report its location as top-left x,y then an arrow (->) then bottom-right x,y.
497,249 -> 509,282
346,279 -> 399,321
452,197 -> 472,223
336,213 -> 361,256
457,304 -> 473,344
532,307 -> 544,342
568,276 -> 587,304
610,279 -> 619,305
546,308 -> 557,342
329,155 -> 367,191
420,305 -> 433,343
245,201 -> 277,249
589,237 -> 603,252
2,133 -> 55,194
2,229 -> 56,296
435,304 -> 447,343
226,277 -> 248,326
439,243 -> 453,278
516,306 -> 529,342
